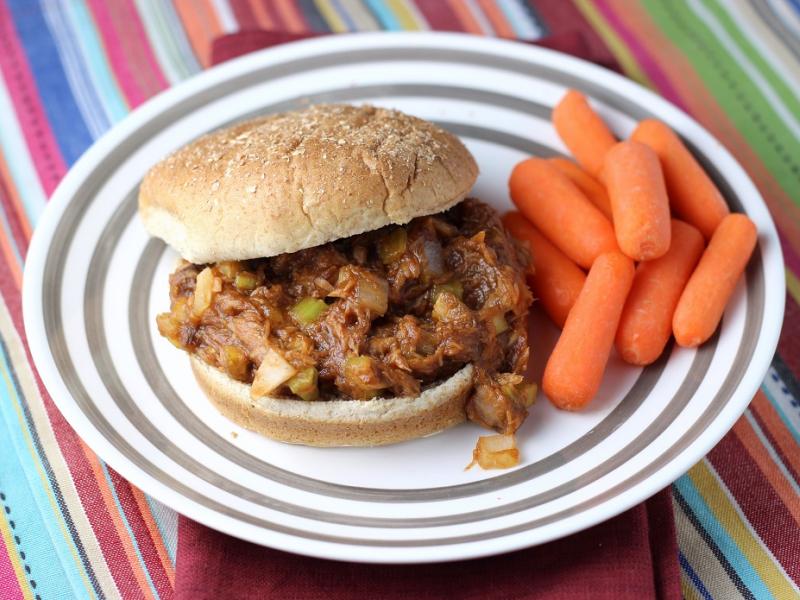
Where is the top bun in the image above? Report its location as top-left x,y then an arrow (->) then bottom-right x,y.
138,104 -> 478,263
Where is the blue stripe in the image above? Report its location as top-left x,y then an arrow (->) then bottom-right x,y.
99,463 -> 160,599
786,0 -> 800,17
0,211 -> 22,267
40,0 -> 111,138
145,495 -> 177,565
0,343 -> 95,599
0,334 -> 104,597
679,550 -> 715,600
762,383 -> 800,445
674,474 -> 775,600
331,0 -> 358,30
364,0 -> 402,30
65,0 -> 129,121
297,0 -> 331,32
5,0 -> 93,164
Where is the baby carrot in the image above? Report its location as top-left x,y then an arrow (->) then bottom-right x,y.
542,252 -> 635,411
673,214 -> 757,347
603,141 -> 671,262
509,158 -> 618,269
615,220 -> 705,365
552,89 -> 617,176
502,212 -> 586,329
632,120 -> 729,239
548,157 -> 613,219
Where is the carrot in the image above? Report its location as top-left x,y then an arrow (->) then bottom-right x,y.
552,89 -> 617,176
602,141 -> 671,261
548,157 -> 613,219
509,158 -> 618,269
673,214 -> 757,347
502,212 -> 586,328
542,252 -> 635,410
615,220 -> 705,365
631,119 -> 729,239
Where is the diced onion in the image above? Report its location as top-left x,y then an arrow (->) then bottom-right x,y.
356,273 -> 389,315
192,267 -> 215,317
466,434 -> 520,470
422,239 -> 444,276
251,347 -> 297,398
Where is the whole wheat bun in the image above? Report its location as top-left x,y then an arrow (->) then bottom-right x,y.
139,104 -> 478,264
191,357 -> 474,447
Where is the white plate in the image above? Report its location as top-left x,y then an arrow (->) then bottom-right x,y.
23,32 -> 784,563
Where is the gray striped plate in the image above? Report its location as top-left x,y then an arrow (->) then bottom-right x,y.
22,33 -> 784,563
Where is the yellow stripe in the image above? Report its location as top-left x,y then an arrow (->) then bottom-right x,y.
313,0 -> 349,32
688,462 -> 797,599
0,509 -> 35,600
386,0 -> 422,30
573,0 -> 654,88
786,268 -> 800,307
0,361 -> 96,599
680,573 -> 702,600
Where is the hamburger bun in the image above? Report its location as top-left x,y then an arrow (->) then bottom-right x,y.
142,104 -> 487,447
192,357 -> 474,446
139,104 -> 478,264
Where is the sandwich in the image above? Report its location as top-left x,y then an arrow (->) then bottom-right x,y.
139,104 -> 533,447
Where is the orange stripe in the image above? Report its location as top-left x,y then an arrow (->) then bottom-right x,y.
733,417 -> 800,526
248,0 -> 275,28
274,0 -> 306,31
130,487 -> 176,587
80,442 -> 156,600
609,0 -> 800,259
173,0 -> 223,67
752,390 -> 800,478
0,152 -> 32,239
447,0 -> 484,34
476,0 -> 514,38
0,225 -> 22,288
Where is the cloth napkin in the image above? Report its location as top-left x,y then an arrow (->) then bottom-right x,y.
172,30 -> 679,600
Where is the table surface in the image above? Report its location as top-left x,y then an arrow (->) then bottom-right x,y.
0,1 -> 798,599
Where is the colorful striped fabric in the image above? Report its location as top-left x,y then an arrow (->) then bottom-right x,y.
0,1 -> 798,598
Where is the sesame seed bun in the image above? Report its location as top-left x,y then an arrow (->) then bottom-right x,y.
138,104 -> 478,264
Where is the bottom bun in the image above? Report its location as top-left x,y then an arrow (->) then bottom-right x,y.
191,357 -> 474,447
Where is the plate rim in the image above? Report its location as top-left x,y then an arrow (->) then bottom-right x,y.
22,31 -> 785,563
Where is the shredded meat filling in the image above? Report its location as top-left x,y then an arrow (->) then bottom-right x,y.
157,199 -> 534,433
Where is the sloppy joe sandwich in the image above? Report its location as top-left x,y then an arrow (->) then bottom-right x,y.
139,104 -> 533,447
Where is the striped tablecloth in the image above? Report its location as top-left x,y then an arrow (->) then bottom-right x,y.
1,1 -> 798,598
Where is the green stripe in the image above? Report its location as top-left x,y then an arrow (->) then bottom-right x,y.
133,0 -> 199,82
642,0 -> 800,207
704,0 -> 800,136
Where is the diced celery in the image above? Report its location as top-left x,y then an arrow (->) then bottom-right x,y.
290,297 -> 328,325
288,367 -> 319,401
433,280 -> 464,301
519,383 -> 537,407
216,261 -> 243,279
223,345 -> 249,380
234,271 -> 259,291
492,313 -> 509,334
378,228 -> 407,264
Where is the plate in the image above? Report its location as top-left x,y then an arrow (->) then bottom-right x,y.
23,32 -> 784,563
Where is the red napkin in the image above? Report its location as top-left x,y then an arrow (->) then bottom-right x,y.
172,31 -> 679,600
